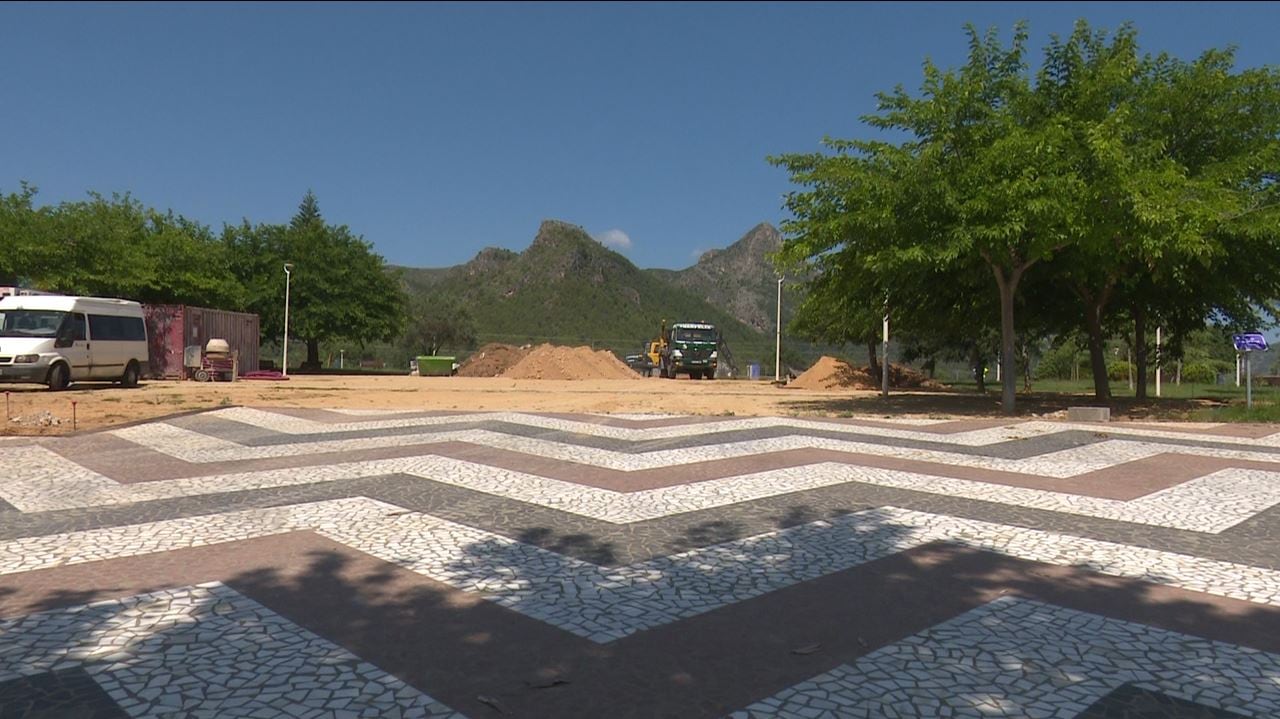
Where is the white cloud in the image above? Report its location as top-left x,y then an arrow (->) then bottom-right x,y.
594,229 -> 632,251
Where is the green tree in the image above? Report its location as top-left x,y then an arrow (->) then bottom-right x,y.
773,21 -> 1279,412
401,294 -> 477,357
774,25 -> 1080,413
225,193 -> 406,369
0,186 -> 241,306
1037,23 -> 1280,401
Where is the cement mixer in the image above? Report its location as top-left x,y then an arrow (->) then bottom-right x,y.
185,338 -> 238,382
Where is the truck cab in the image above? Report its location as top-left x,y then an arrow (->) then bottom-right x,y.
660,322 -> 719,379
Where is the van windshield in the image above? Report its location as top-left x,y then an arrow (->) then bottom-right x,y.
0,310 -> 66,338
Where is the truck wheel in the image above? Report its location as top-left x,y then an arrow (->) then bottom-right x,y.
120,361 -> 141,388
193,368 -> 212,382
47,363 -> 70,391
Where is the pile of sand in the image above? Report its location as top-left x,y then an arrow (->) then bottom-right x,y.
456,343 -> 531,377
790,356 -> 943,390
790,356 -> 875,390
501,344 -> 639,380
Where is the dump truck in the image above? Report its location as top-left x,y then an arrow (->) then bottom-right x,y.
658,321 -> 719,379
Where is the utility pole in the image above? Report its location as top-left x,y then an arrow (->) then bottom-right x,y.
774,278 -> 783,383
881,311 -> 890,397
282,262 -> 293,377
1155,327 -> 1162,398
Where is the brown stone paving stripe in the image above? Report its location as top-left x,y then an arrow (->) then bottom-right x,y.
258,407 -> 475,423
254,406 -> 1019,433
44,431 -> 1280,502
3,533 -> 1279,718
252,407 -> 1280,438
1117,421 -> 1280,439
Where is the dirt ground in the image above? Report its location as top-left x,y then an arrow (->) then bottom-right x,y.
0,373 -> 1238,436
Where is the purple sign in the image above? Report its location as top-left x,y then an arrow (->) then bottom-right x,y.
1233,333 -> 1269,352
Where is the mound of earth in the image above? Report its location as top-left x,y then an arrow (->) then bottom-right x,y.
790,356 -> 944,390
457,343 -> 531,377
501,344 -> 639,380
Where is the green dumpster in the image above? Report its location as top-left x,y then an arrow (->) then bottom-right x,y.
416,356 -> 456,377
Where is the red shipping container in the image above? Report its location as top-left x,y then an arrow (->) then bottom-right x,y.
143,305 -> 260,379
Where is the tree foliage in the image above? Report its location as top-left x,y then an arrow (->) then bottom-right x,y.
2,186 -> 407,370
224,193 -> 406,369
400,294 -> 477,357
0,185 -> 242,307
772,20 -> 1280,411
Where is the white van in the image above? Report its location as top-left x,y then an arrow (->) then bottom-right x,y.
0,295 -> 150,391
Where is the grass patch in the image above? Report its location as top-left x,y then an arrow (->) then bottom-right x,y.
1194,401 -> 1280,423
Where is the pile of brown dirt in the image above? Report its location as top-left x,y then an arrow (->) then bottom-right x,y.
790,356 -> 875,390
457,343 -> 531,377
501,344 -> 639,380
790,356 -> 944,390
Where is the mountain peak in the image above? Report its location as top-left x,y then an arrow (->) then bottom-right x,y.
654,221 -> 785,332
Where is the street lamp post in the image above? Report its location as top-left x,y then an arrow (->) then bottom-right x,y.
282,263 -> 294,377
774,278 -> 784,383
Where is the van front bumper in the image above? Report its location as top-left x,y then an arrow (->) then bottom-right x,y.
0,364 -> 49,383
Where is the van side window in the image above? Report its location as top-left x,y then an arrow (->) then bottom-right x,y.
87,315 -> 145,341
59,313 -> 87,341
54,313 -> 85,348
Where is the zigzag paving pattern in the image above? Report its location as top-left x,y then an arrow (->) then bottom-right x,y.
3,408 -> 1280,717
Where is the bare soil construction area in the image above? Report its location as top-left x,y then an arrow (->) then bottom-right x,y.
0,372 -> 1245,436
0,375 -> 869,435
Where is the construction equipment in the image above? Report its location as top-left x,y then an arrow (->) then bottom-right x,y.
658,321 -> 720,380
185,338 -> 238,382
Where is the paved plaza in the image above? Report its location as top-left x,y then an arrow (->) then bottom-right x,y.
2,408 -> 1280,718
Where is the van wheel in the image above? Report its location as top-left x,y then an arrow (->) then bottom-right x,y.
121,361 -> 141,388
47,364 -> 70,391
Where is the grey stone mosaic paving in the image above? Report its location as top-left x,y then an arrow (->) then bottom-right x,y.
6,497 -> 1280,641
0,666 -> 128,719
166,412 -> 1122,460
5,408 -> 1280,718
732,596 -> 1280,718
0,582 -> 462,718
104,420 -> 1280,477
1078,683 -> 1247,719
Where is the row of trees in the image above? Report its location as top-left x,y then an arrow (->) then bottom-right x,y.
773,21 -> 1280,412
0,188 -> 415,368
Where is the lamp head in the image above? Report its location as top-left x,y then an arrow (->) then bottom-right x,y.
283,262 -> 294,275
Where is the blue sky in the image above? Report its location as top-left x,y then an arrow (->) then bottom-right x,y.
3,2 -> 1277,269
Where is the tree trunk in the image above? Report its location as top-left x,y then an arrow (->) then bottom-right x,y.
1076,282 -> 1114,403
867,339 -> 881,379
1083,308 -> 1111,402
971,345 -> 987,394
991,264 -> 1024,415
1133,306 -> 1148,400
304,338 -> 322,370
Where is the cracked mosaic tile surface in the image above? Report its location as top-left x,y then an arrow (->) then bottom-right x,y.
733,596 -> 1280,718
0,583 -> 461,718
4,408 -> 1280,719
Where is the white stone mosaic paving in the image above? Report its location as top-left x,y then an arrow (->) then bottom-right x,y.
106,420 -> 1280,482
0,582 -> 462,718
4,445 -> 1279,533
4,498 -> 1280,642
207,406 -> 1280,449
732,596 -> 1280,718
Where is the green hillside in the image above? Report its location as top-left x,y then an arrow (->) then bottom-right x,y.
403,220 -> 769,359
